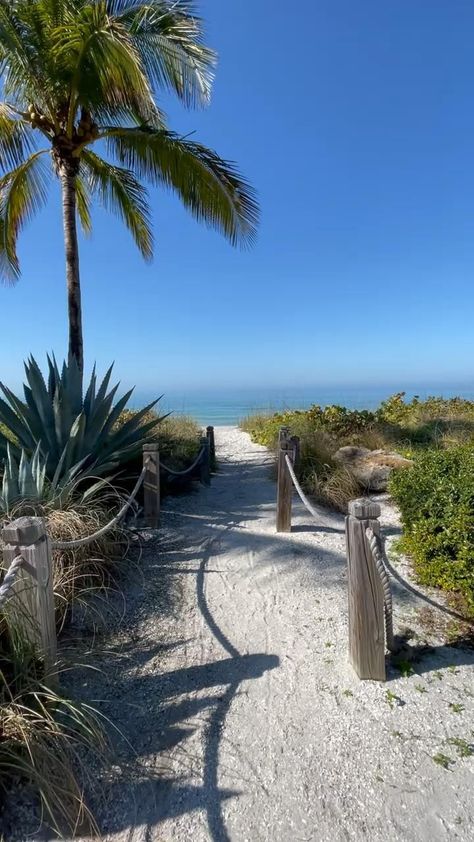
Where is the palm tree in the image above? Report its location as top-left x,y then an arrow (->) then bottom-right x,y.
0,0 -> 258,376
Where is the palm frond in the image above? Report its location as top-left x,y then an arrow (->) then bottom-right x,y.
0,103 -> 36,172
105,126 -> 259,246
75,171 -> 92,236
52,3 -> 157,130
81,150 -> 153,258
0,149 -> 50,282
109,0 -> 216,106
0,2 -> 60,122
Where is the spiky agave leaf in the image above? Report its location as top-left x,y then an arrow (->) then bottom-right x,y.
0,355 -> 163,484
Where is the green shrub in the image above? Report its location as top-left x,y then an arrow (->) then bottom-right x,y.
389,447 -> 474,615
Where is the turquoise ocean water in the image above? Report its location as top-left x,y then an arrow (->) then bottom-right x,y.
132,384 -> 474,427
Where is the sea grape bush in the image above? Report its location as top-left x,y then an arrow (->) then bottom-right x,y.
389,447 -> 474,615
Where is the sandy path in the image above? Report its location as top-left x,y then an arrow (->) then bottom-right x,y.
147,427 -> 474,842
7,427 -> 474,841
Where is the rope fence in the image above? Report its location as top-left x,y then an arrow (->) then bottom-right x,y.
0,425 -> 216,681
53,427 -> 214,550
52,460 -> 150,550
159,445 -> 207,478
284,454 -> 320,522
365,527 -> 395,653
275,424 -> 474,681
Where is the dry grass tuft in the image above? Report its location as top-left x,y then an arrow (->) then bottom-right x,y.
0,635 -> 106,835
305,466 -> 361,513
3,488 -> 134,628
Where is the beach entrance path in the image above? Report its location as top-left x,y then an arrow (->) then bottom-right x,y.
65,427 -> 474,842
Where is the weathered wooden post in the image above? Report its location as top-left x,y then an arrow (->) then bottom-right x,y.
199,435 -> 211,486
345,499 -> 385,681
207,425 -> 216,471
279,426 -> 290,446
143,442 -> 160,527
276,429 -> 296,533
2,517 -> 57,673
290,434 -> 301,469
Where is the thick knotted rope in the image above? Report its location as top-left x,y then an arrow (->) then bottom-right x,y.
0,554 -> 24,611
52,461 -> 150,550
284,454 -> 320,521
365,527 -> 395,653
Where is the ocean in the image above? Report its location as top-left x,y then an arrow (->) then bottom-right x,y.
131,383 -> 474,427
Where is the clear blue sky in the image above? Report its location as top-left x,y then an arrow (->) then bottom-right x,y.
2,0 -> 474,396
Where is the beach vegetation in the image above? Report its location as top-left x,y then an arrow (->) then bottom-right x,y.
0,377 -> 202,828
0,630 -> 105,834
242,393 -> 474,613
390,447 -> 474,617
117,409 -> 201,474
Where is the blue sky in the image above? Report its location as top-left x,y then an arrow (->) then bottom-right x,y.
2,0 -> 474,396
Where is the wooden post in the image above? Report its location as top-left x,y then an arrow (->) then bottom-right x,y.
2,517 -> 57,673
143,443 -> 160,528
279,426 -> 290,446
276,437 -> 296,533
290,435 -> 301,469
345,499 -> 385,681
199,435 -> 211,486
206,425 -> 216,471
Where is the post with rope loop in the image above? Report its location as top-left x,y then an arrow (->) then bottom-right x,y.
345,499 -> 385,681
276,427 -> 296,533
199,435 -> 211,487
143,442 -> 160,528
2,517 -> 57,675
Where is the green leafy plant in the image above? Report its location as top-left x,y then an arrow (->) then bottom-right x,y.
0,443 -> 46,511
446,737 -> 474,758
0,355 -> 161,482
394,659 -> 414,678
432,752 -> 453,770
389,446 -> 474,616
0,442 -> 102,513
384,689 -> 403,709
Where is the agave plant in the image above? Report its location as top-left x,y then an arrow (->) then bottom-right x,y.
0,443 -> 46,511
0,442 -> 111,513
0,355 -> 162,482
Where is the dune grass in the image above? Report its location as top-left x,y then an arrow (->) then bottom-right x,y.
0,630 -> 106,835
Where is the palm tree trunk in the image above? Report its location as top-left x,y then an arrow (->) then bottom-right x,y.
59,163 -> 83,377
